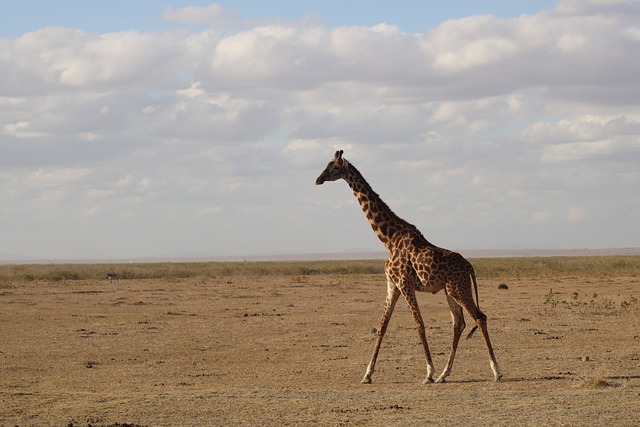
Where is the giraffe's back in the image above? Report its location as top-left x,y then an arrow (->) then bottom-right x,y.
410,245 -> 474,294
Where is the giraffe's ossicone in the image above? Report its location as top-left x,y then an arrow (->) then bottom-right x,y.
316,150 -> 502,383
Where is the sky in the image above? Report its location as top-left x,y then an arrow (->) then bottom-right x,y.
1,0 -> 639,261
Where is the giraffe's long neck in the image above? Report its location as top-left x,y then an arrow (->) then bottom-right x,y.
344,165 -> 426,251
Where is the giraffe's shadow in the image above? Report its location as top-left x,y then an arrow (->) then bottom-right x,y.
397,374 -> 640,384
502,374 -> 640,383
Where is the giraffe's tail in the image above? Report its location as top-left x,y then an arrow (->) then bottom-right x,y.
466,267 -> 480,340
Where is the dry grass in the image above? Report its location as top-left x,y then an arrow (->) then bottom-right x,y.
1,256 -> 639,426
576,375 -> 620,389
0,259 -> 384,284
1,255 -> 639,284
471,255 -> 640,279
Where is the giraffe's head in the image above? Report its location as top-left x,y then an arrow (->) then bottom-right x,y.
316,150 -> 350,185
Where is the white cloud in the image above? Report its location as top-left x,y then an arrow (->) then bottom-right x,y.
534,209 -> 553,222
525,115 -> 640,162
429,15 -> 518,72
626,26 -> 640,41
542,140 -> 613,162
4,120 -> 31,136
142,105 -> 159,114
1,2 -> 640,259
176,81 -> 206,98
554,0 -> 640,16
164,4 -> 232,26
567,207 -> 585,222
28,167 -> 90,184
197,206 -> 223,216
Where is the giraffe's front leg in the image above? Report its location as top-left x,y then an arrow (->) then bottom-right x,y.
362,278 -> 400,384
422,363 -> 435,384
491,360 -> 502,382
361,360 -> 375,384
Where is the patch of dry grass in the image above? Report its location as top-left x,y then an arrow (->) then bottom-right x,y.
1,255 -> 639,284
576,376 -> 619,389
543,288 -> 639,315
471,255 -> 640,279
0,260 -> 385,284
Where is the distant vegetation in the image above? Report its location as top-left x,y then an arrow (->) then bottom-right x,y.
0,260 -> 383,283
1,256 -> 639,284
471,256 -> 640,279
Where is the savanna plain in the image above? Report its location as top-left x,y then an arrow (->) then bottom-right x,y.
1,256 -> 639,426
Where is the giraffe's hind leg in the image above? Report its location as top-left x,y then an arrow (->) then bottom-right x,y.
474,312 -> 502,382
458,298 -> 502,382
435,295 -> 465,383
401,288 -> 435,384
446,277 -> 502,382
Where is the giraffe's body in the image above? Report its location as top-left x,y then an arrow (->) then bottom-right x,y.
316,150 -> 502,383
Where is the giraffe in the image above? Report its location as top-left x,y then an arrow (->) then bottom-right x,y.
315,150 -> 502,383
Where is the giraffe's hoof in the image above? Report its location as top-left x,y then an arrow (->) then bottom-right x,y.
360,378 -> 372,384
435,377 -> 447,384
422,377 -> 434,384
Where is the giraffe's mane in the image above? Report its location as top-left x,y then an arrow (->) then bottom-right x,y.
348,162 -> 431,246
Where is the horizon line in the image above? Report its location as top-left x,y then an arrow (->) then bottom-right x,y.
2,247 -> 640,265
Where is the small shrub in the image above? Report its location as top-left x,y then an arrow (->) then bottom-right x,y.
578,376 -> 617,388
544,289 -> 559,309
544,288 -> 638,315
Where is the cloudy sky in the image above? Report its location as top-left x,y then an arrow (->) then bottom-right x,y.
1,0 -> 639,261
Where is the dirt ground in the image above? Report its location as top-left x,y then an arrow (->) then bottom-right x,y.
1,268 -> 639,426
